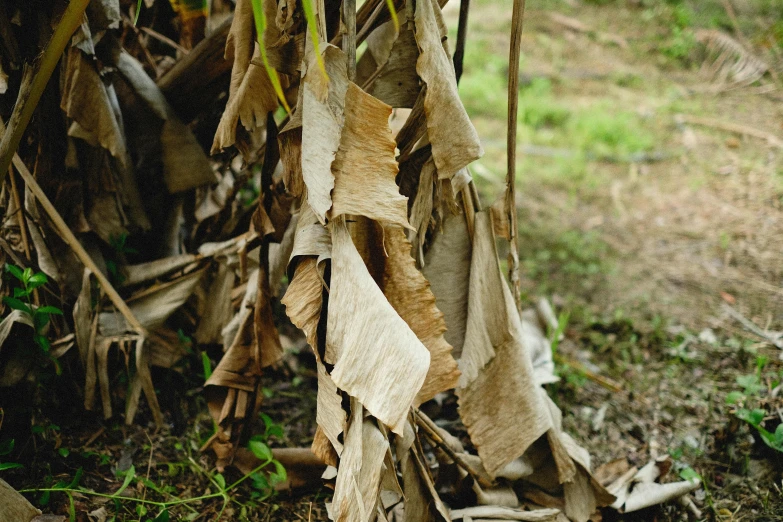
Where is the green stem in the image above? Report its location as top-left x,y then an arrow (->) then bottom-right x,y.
0,0 -> 91,176
18,460 -> 275,510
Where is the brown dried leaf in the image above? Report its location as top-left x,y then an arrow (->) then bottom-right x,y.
326,222 -> 430,435
381,225 -> 460,404
331,401 -> 389,521
359,17 -> 421,108
282,257 -> 323,350
97,269 -> 206,336
61,47 -> 126,161
457,212 -> 551,477
330,83 -> 410,229
212,0 -> 279,153
0,477 -> 41,522
414,0 -> 482,178
301,46 -> 349,223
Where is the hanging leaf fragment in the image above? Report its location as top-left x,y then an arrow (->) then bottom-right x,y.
326,222 -> 430,435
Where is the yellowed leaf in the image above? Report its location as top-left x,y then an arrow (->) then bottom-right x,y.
380,225 -> 460,404
326,221 -> 430,435
330,83 -> 410,229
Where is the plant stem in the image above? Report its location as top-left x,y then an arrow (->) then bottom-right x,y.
0,0 -> 91,176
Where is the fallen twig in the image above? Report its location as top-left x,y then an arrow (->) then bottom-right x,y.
554,353 -> 623,393
414,408 -> 494,488
721,303 -> 783,349
676,114 -> 783,148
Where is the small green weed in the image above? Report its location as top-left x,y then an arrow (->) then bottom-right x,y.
3,264 -> 63,363
725,356 -> 783,453
0,439 -> 23,471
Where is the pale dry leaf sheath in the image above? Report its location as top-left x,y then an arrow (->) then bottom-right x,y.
301,45 -> 350,223
422,213 -> 471,357
282,258 -> 346,455
327,222 -> 430,435
330,82 -> 410,229
212,0 -> 279,152
381,225 -> 460,404
457,212 -> 551,477
331,402 -> 389,521
289,202 -> 332,267
414,0 -> 482,178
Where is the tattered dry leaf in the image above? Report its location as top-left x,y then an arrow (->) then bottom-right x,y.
195,259 -> 237,344
301,45 -> 349,223
212,0 -> 280,153
316,360 -> 346,458
289,202 -> 332,266
331,401 -> 389,521
396,416 -> 451,522
414,0 -> 483,178
422,213 -> 471,357
278,105 -> 304,196
73,268 -> 93,364
283,257 -> 324,350
254,263 -> 285,370
380,225 -> 460,404
457,212 -> 551,478
0,477 -> 41,522
359,16 -> 421,108
115,51 -> 217,193
61,47 -> 126,161
326,222 -> 430,435
0,309 -> 33,353
408,158 -> 435,259
621,479 -> 700,513
98,268 -> 206,335
450,506 -> 561,521
330,83 -> 410,229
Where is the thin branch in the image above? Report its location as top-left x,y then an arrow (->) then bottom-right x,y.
0,0 -> 90,176
506,0 -> 526,311
414,408 -> 494,489
343,0 -> 357,81
722,303 -> 783,349
453,0 -> 471,84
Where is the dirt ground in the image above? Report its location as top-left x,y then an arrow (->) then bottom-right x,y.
450,0 -> 783,520
2,0 -> 783,520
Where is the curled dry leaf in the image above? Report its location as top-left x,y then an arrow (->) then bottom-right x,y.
331,401 -> 389,522
414,0 -> 483,178
380,225 -> 460,404
61,47 -> 126,162
212,0 -> 279,154
457,212 -> 551,478
326,222 -> 430,435
330,83 -> 410,229
422,213 -> 471,357
301,45 -> 350,223
358,15 -> 421,108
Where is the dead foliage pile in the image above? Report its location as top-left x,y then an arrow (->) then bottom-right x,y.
0,0 -> 704,520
